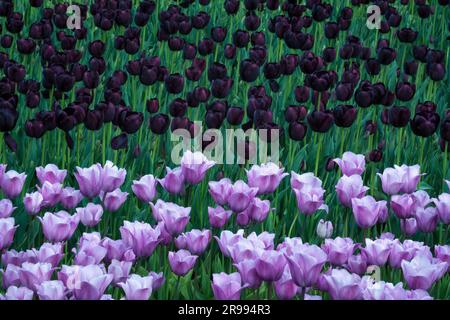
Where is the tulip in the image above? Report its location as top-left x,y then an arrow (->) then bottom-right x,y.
73,238 -> 107,266
244,198 -> 271,223
74,164 -> 103,199
234,259 -> 262,289
71,265 -> 113,300
246,162 -> 288,195
322,237 -> 355,266
39,211 -> 79,243
0,217 -> 17,250
59,187 -> 83,210
157,167 -> 185,195
351,196 -> 387,229
336,175 -> 369,207
208,178 -> 232,206
400,218 -> 418,236
180,150 -> 215,185
131,174 -> 158,203
433,193 -> 450,224
176,229 -> 211,255
346,254 -> 368,276
35,164 -> 67,185
227,180 -> 259,213
108,259 -> 132,285
0,170 -> 26,198
76,203 -> 103,227
211,272 -> 245,300
378,164 -> 423,195
434,245 -> 450,270
316,219 -> 333,239
401,254 -> 447,291
168,249 -> 198,276
322,269 -> 362,300
32,242 -> 64,268
120,221 -> 161,258
361,238 -> 393,266
333,152 -> 366,176
101,238 -> 135,263
208,206 -> 232,228
0,286 -> 34,300
0,199 -> 15,218
103,189 -> 128,212
101,161 -> 126,193
214,230 -> 245,257
293,183 -> 327,216
415,207 -> 439,233
119,274 -> 154,300
255,250 -> 286,282
37,181 -> 62,207
18,262 -> 53,292
391,194 -> 416,219
274,266 -> 298,300
36,280 -> 66,300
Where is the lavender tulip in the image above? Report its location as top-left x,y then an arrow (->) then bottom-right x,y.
391,193 -> 416,219
284,244 -> 327,287
0,199 -> 15,218
18,262 -> 53,291
0,170 -> 26,198
101,238 -> 135,263
377,164 -> 423,195
101,161 -> 126,192
346,254 -> 368,275
208,178 -> 232,206
32,242 -> 64,267
291,172 -> 327,215
119,274 -> 154,300
316,219 -> 333,239
415,207 -> 439,233
38,181 -> 62,207
23,192 -> 43,215
333,151 -> 366,176
244,197 -> 271,222
103,189 -> 128,211
151,200 -> 190,236
74,164 -> 103,199
246,162 -> 288,194
335,175 -> 369,208
361,238 -> 393,266
158,167 -> 185,194
1,264 -> 21,288
132,174 -> 158,202
175,229 -> 211,255
0,286 -> 34,300
274,266 -> 299,300
73,239 -> 107,266
322,269 -> 362,300
120,221 -> 161,258
39,211 -> 79,242
59,187 -> 83,210
227,180 -> 258,213
433,193 -> 450,224
168,249 -> 198,276
351,196 -> 387,229
180,150 -> 215,184
234,259 -> 262,289
214,230 -> 245,257
211,272 -> 245,300
36,164 -> 67,185
36,280 -> 66,300
322,237 -> 355,266
255,249 -> 286,282
400,218 -> 418,236
77,203 -> 104,227
208,206 -> 232,228
108,259 -> 132,285
72,265 -> 113,300
0,217 -> 17,250
401,254 -> 447,290
434,245 -> 449,270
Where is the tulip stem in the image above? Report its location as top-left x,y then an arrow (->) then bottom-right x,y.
174,276 -> 181,300
314,134 -> 323,176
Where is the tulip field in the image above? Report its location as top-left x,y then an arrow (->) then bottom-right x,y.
0,0 -> 449,301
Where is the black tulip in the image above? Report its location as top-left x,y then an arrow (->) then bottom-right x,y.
404,60 -> 418,76
0,107 -> 18,132
198,38 -> 214,56
25,119 -> 46,138
307,110 -> 334,132
169,98 -> 188,117
111,133 -> 128,150
224,0 -> 240,15
84,109 -> 104,131
146,98 -> 159,113
149,113 -> 170,134
226,107 -> 244,125
1,35 -> 13,48
211,27 -> 227,42
397,28 -> 418,43
83,70 -> 100,89
410,112 -> 440,137
251,32 -> 265,46
4,132 -> 16,152
233,30 -> 250,48
224,44 -> 236,59
324,22 -> 339,39
211,78 -> 233,98
88,40 -> 106,58
119,111 -> 143,134
295,86 -> 310,103
193,87 -> 210,102
333,105 -> 357,127
426,63 -> 445,81
369,149 -> 383,162
377,47 -> 397,65
395,82 -> 416,101
288,122 -> 307,141
240,59 -> 259,82
388,106 -> 411,128
164,73 -> 184,94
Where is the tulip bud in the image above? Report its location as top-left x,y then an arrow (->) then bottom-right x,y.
316,219 -> 333,238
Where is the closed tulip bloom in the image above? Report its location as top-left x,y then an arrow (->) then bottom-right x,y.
211,272 -> 245,300
333,151 -> 366,176
378,164 -> 423,195
389,240 -> 412,269
346,254 -> 368,275
391,194 -> 416,219
74,164 -> 103,199
37,181 -> 62,207
208,206 -> 232,228
415,207 -> 439,233
400,218 -> 418,236
322,237 -> 355,266
214,230 -> 245,257
36,280 -> 66,300
101,238 -> 135,263
157,167 -> 185,195
361,238 -> 393,266
76,203 -> 103,227
180,150 -> 215,184
433,193 -> 450,224
36,164 -> 67,185
293,184 -> 327,215
255,250 -> 286,282
177,229 -> 211,255
108,259 -> 132,285
2,264 -> 21,288
290,172 -> 323,190
32,242 -> 64,268
351,196 -> 387,229
434,246 -> 450,270
246,162 -> 288,195
0,199 -> 15,218
131,174 -> 157,203
150,199 -> 191,226
72,265 -> 113,300
59,187 -> 83,210
73,240 -> 107,266
0,170 -> 26,198
39,211 -> 79,243
336,175 -> 369,208
208,178 -> 232,206
273,266 -> 298,300
227,180 -> 259,213
244,198 -> 271,222
101,161 -> 126,193
0,286 -> 34,300
119,274 -> 154,300
18,262 -> 53,292
103,189 -> 128,212
0,217 -> 17,250
120,221 -> 161,258
401,254 -> 447,291
168,249 -> 198,276
234,259 -> 262,289
316,219 -> 333,239
323,269 -> 362,300
284,244 -> 327,288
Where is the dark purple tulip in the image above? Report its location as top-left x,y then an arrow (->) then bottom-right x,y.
251,32 -> 266,46
88,40 -> 105,58
410,112 -> 440,137
240,60 -> 260,82
119,111 -> 143,134
354,81 -> 373,108
280,54 -> 298,75
233,30 -> 250,48
324,22 -> 339,39
111,133 -> 128,150
224,0 -> 240,14
211,78 -> 233,99
335,82 -> 354,101
29,0 -> 43,7
208,63 -> 227,81
368,149 -> 383,162
139,66 -> 158,85
89,58 -> 106,74
4,132 -> 16,152
17,38 -> 36,54
198,38 -> 214,56
249,46 -> 267,66
164,73 -> 184,94
26,92 -> 40,108
0,107 -> 18,132
6,12 -> 24,33
377,47 -> 397,65
55,73 -> 75,93
169,98 -> 188,117
226,107 -> 244,126
168,37 -> 185,51
307,110 -> 334,133
440,114 -> 450,142
263,63 -> 281,79
224,44 -> 236,59
1,35 -> 13,48
295,86 -> 310,103
397,28 -> 418,43
404,60 -> 418,76
365,58 -> 381,75
395,82 -> 416,101
84,110 -> 104,131
182,43 -> 197,60
83,70 -> 100,89
413,45 -> 428,62
146,98 -> 159,113
426,63 -> 445,81
211,27 -> 227,42
25,119 -> 46,138
333,105 -> 357,127
5,63 -> 26,83
244,12 -> 261,31
388,107 -> 411,127
193,87 -> 210,102
149,113 -> 170,134
417,4 -> 433,18
288,122 -> 307,141
322,47 -> 336,63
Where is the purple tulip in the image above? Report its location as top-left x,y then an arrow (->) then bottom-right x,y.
246,162 -> 288,194
433,193 -> 450,224
214,230 -> 245,257
227,180 -> 259,213
120,221 -> 161,258
77,203 -> 103,227
132,174 -> 158,202
158,167 -> 185,194
322,269 -> 362,300
0,170 -> 26,198
434,245 -> 449,271
361,238 -> 393,266
101,238 -> 135,263
18,262 -> 53,292
74,164 -> 103,199
291,172 -> 327,215
168,249 -> 198,276
361,279 -> 411,300
377,164 -> 423,195
71,265 -> 113,300
400,218 -> 418,236
101,161 -> 126,193
180,150 -> 215,184
150,200 -> 190,236
60,187 -> 83,210
175,229 -> 211,255
37,181 -> 62,208
389,240 -> 412,269
346,254 -> 368,275
119,274 -> 154,300
36,280 -> 66,300
32,242 -> 64,267
391,194 -> 416,219
208,206 -> 232,228
23,192 -> 43,215
228,238 -> 264,264
415,207 -> 439,233
316,219 -> 333,239
401,254 -> 447,290
248,232 -> 275,250
208,178 -> 232,206
255,250 -> 286,282
0,217 -> 17,250
322,237 -> 355,266
211,272 -> 245,300
284,244 -> 327,288
244,197 -> 271,223
336,175 -> 369,208
0,199 -> 15,218
108,259 -> 132,285
351,196 -> 387,229
148,272 -> 165,290
333,151 -> 366,176
274,266 -> 299,300
36,164 -> 67,185
234,259 -> 262,289
103,189 -> 128,212
0,286 -> 34,300
1,264 -> 21,288
39,211 -> 79,243
73,239 -> 107,266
